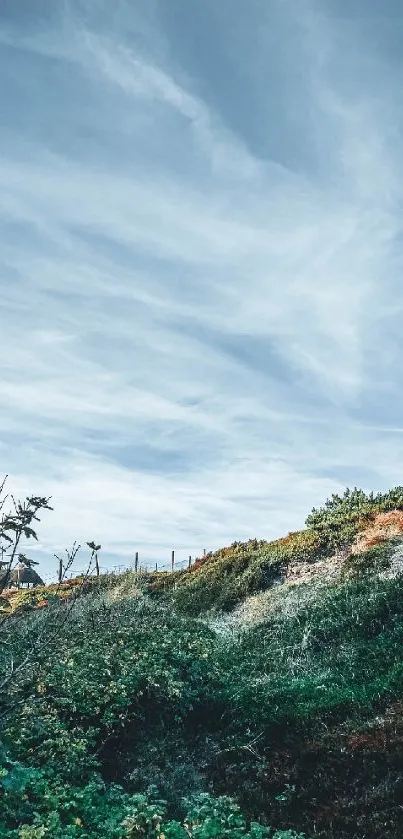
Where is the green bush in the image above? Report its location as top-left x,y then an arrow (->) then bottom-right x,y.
305,485 -> 403,553
0,763 -> 309,838
340,540 -> 398,581
122,789 -> 310,839
0,759 -> 136,838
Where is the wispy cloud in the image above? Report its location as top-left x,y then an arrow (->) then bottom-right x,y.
1,0 -> 403,579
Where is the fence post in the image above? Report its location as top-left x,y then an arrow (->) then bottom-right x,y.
203,548 -> 206,557
135,552 -> 139,573
171,550 -> 175,572
58,558 -> 63,584
188,555 -> 191,569
155,562 -> 158,572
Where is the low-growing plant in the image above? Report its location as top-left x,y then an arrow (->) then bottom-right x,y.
340,540 -> 398,581
122,788 -> 310,839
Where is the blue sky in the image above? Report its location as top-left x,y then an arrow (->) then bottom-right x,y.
1,0 -> 403,580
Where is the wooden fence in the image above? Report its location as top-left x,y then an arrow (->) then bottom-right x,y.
101,546 -> 208,575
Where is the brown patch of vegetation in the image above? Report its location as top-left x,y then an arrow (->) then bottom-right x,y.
352,510 -> 403,554
209,708 -> 403,838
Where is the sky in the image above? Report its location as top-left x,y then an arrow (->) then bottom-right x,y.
1,0 -> 403,581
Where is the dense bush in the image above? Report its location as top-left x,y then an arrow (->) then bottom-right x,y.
122,789 -> 308,839
0,764 -> 309,839
0,758 -> 135,838
305,485 -> 403,552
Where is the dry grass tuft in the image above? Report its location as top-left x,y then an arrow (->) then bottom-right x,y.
352,510 -> 403,554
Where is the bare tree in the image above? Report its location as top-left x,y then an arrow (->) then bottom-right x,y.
87,541 -> 102,576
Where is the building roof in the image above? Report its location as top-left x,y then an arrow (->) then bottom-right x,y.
9,563 -> 44,586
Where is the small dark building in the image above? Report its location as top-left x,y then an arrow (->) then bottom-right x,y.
0,562 -> 44,590
11,563 -> 45,589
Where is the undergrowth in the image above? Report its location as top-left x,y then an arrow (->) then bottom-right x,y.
340,540 -> 398,581
0,585 -> 310,838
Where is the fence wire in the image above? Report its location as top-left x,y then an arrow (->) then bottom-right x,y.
34,550 -> 208,585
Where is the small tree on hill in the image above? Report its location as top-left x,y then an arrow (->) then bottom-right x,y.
0,475 -> 53,596
0,474 -> 100,723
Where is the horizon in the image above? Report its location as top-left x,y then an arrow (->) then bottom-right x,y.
2,0 -> 403,579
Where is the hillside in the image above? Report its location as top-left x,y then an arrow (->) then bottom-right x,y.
147,486 -> 403,614
2,486 -> 403,837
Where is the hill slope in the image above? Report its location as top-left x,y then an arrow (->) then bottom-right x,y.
2,485 -> 403,838
148,485 -> 403,617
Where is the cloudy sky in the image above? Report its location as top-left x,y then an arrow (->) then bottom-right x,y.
1,0 -> 403,580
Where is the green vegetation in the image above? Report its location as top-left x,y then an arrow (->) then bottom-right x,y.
305,485 -> 403,552
340,540 -> 398,581
148,531 -> 321,615
2,482 -> 403,837
0,587 -> 308,838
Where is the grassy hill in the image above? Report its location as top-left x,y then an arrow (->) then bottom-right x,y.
2,485 -> 403,837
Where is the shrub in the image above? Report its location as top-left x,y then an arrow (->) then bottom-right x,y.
340,540 -> 398,581
122,789 -> 311,839
305,485 -> 403,553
